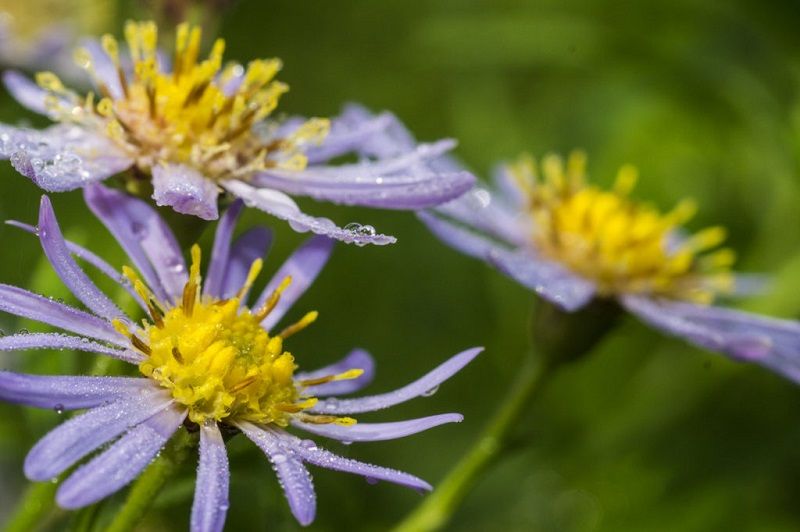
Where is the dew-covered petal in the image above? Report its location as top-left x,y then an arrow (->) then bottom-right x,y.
0,332 -> 140,363
24,389 -> 173,481
204,200 -> 244,299
418,209 -> 516,262
78,38 -> 124,99
0,372 -> 150,410
255,235 -> 334,330
85,184 -> 187,303
38,196 -> 126,322
222,180 -> 396,246
191,423 -> 230,532
0,284 -> 125,346
323,104 -> 417,159
152,164 -> 220,221
275,430 -> 431,492
488,247 -> 596,312
6,124 -> 133,191
294,413 -> 463,442
622,295 -> 800,382
2,70 -> 51,115
220,227 -> 273,301
56,405 -> 186,509
310,347 -> 482,415
295,348 -> 375,396
238,422 -> 316,526
7,220 -> 142,308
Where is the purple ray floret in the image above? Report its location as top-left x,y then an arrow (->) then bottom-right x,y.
0,189 -> 481,531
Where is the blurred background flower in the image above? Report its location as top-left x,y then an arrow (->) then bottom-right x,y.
2,0 -> 800,530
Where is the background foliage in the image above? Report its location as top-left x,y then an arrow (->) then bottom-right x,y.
2,0 -> 800,530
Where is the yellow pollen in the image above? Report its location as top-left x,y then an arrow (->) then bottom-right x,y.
35,20 -> 330,183
115,243 -> 356,427
509,151 -> 735,303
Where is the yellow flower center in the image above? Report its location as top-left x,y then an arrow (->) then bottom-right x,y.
114,245 -> 360,426
35,20 -> 329,182
508,151 -> 735,303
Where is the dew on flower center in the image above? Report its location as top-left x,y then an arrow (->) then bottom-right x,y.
112,245 -> 361,426
35,20 -> 330,182
507,151 -> 735,303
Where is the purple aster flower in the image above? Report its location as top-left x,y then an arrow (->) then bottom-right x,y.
0,21 -> 475,246
0,185 -> 482,530
419,151 -> 800,382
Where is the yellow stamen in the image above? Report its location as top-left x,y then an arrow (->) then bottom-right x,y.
299,368 -> 365,387
254,275 -> 292,321
278,311 -> 318,339
236,258 -> 263,300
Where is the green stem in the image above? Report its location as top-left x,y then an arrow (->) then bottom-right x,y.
3,481 -> 61,532
394,352 -> 550,532
105,430 -> 195,532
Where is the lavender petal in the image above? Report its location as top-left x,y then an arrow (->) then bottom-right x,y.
0,372 -> 150,410
220,227 -> 273,301
622,295 -> 800,383
293,413 -> 463,442
222,180 -> 396,246
84,184 -> 187,303
191,423 -> 230,532
254,234 -> 334,330
238,422 -> 317,526
488,247 -> 596,312
0,332 -> 139,363
0,284 -> 125,346
7,124 -> 132,191
275,429 -> 431,492
56,405 -> 186,509
2,70 -> 50,115
152,164 -> 220,221
24,389 -> 173,481
38,196 -> 126,322
310,347 -> 482,415
303,109 -> 395,164
204,200 -> 244,299
295,348 -> 375,397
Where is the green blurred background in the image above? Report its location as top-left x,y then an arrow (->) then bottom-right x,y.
3,0 -> 800,530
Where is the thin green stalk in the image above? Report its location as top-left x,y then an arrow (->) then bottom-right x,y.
394,352 -> 549,532
105,430 -> 195,532
3,480 -> 60,532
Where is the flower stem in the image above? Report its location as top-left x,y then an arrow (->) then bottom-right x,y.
3,480 -> 61,532
105,430 -> 195,532
395,298 -> 621,532
394,351 -> 549,532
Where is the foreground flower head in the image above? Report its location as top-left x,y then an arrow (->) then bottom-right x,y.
421,151 -> 800,382
0,186 -> 481,530
0,20 -> 474,245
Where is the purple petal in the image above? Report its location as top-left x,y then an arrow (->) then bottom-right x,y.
222,180 -> 396,246
220,227 -> 273,301
2,70 -> 50,115
78,38 -> 124,99
7,220 -> 143,309
491,163 -> 529,209
0,333 -> 139,363
6,124 -> 132,191
253,169 -> 475,210
488,247 -> 596,312
327,104 -> 417,159
295,348 -> 375,396
24,389 -> 173,481
0,372 -> 150,410
152,164 -> 220,221
254,235 -> 334,330
418,209 -> 515,261
293,413 -> 463,442
303,109 -> 396,164
56,405 -> 186,509
622,295 -> 800,382
38,196 -> 126,322
310,347 -> 482,415
274,429 -> 431,492
204,200 -> 244,299
0,284 -> 125,346
238,423 -> 317,526
84,184 -> 187,303
191,423 -> 230,532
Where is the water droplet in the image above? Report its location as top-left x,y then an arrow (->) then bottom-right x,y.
421,385 -> 439,397
53,404 -> 64,414
19,328 -> 29,335
365,476 -> 379,485
272,454 -> 287,464
300,439 -> 318,451
130,222 -> 148,239
341,441 -> 353,446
